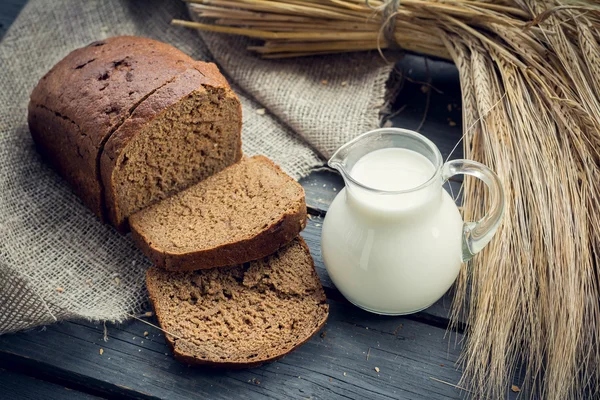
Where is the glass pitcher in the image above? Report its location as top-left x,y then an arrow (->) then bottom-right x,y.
321,128 -> 504,315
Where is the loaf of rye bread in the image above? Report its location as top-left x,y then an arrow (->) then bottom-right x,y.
146,237 -> 329,367
130,156 -> 307,271
28,36 -> 242,231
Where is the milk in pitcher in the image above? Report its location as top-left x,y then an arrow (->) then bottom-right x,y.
322,128 -> 504,315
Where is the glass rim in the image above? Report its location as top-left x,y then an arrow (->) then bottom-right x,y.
328,128 -> 444,195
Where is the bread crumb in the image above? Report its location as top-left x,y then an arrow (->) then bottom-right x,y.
440,364 -> 445,367
383,119 -> 393,128
56,287 -> 64,293
322,184 -> 326,187
255,379 -> 260,385
144,311 -> 153,317
320,330 -> 327,338
511,385 -> 521,393
114,277 -> 121,285
343,372 -> 347,376
375,367 -> 380,373
420,85 -> 429,93
393,324 -> 403,335
447,104 -> 452,112
448,120 -> 457,127
143,331 -> 149,337
341,81 -> 348,86
315,224 -> 321,228
255,108 -> 266,115
321,80 -> 328,85
333,188 -> 337,191
85,279 -> 92,287
329,378 -> 332,382
99,348 -> 104,355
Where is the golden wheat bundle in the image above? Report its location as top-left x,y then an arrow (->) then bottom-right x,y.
174,1 -> 600,398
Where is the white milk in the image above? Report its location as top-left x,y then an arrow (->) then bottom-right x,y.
321,147 -> 464,315
346,148 -> 439,214
351,148 -> 435,192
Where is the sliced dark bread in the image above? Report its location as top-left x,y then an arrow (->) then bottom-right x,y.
146,237 -> 329,368
28,36 -> 242,230
130,156 -> 307,271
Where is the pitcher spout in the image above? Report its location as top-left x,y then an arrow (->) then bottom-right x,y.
328,129 -> 382,186
328,147 -> 351,184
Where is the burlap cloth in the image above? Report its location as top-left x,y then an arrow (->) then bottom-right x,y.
0,0 -> 395,334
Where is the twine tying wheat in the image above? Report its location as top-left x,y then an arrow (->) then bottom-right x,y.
372,0 -> 402,54
174,1 -> 600,399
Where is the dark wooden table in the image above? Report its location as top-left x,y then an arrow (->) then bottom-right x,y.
0,3 -> 521,398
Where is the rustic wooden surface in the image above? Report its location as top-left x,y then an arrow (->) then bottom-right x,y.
0,369 -> 101,400
0,1 -> 25,40
0,3 -> 522,398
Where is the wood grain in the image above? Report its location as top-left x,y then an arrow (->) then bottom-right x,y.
0,0 -> 27,40
0,301 -> 469,400
0,368 -> 102,400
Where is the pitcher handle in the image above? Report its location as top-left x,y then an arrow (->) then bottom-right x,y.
442,159 -> 505,262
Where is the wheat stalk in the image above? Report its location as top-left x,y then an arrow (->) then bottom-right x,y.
174,1 -> 600,398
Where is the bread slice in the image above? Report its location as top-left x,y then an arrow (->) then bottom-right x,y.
146,237 -> 329,368
130,156 -> 307,271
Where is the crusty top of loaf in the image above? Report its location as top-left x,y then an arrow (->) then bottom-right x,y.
29,36 -> 229,151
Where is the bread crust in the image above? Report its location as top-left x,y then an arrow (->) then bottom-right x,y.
170,313 -> 327,369
130,156 -> 307,271
28,36 -> 242,227
136,201 -> 306,271
28,103 -> 103,214
146,237 -> 329,368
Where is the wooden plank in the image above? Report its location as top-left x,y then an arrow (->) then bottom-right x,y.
0,300 -> 472,400
301,169 -> 344,214
0,368 -> 102,399
0,0 -> 28,40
